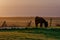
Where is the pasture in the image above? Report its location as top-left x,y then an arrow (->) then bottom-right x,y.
0,27 -> 60,40
0,17 -> 60,40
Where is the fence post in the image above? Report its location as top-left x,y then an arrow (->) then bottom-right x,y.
50,18 -> 52,27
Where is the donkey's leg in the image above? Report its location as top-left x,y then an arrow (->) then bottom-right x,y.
44,22 -> 48,28
35,23 -> 38,28
40,23 -> 43,28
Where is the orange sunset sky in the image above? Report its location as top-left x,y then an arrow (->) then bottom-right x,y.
0,0 -> 60,17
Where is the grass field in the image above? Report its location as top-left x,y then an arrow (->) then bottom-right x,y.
0,27 -> 60,40
0,17 -> 60,40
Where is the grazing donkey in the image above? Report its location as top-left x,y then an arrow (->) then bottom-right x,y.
35,16 -> 48,28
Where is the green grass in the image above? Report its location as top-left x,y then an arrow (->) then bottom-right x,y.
0,27 -> 60,40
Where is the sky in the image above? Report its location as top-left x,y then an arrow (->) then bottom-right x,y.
0,0 -> 60,17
